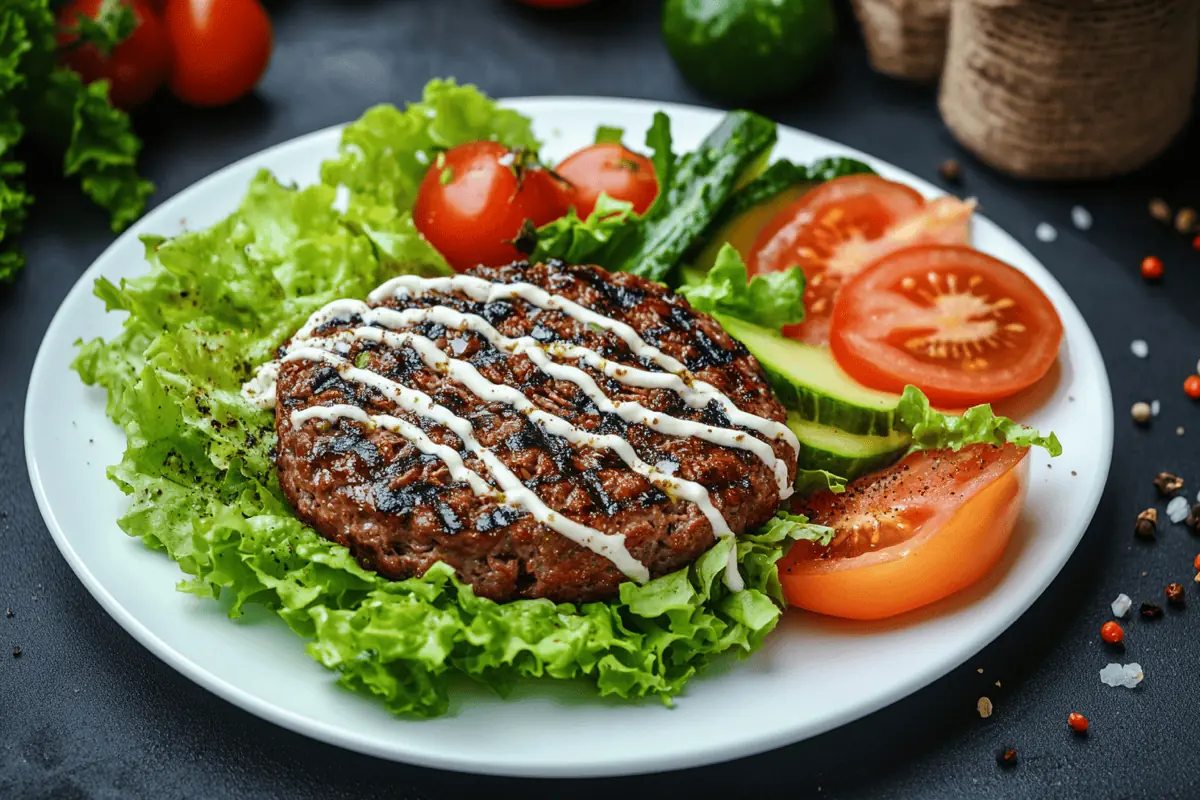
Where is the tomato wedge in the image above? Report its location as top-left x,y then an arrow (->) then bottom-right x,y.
747,175 -> 972,345
829,245 -> 1063,407
781,444 -> 1030,620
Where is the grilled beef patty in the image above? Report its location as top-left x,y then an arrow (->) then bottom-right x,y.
273,261 -> 795,603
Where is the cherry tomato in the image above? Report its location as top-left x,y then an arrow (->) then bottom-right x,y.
781,444 -> 1030,620
556,143 -> 658,218
413,141 -> 570,271
748,176 -> 972,345
163,0 -> 272,107
828,245 -> 1063,407
56,0 -> 171,111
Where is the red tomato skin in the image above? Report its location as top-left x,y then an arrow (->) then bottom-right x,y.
57,0 -> 171,111
413,141 -> 569,271
828,245 -> 1063,407
556,143 -> 658,218
163,0 -> 273,107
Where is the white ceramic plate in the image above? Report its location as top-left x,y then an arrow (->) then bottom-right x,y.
26,98 -> 1112,778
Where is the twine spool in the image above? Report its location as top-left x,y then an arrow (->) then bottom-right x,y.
852,0 -> 951,81
938,0 -> 1199,180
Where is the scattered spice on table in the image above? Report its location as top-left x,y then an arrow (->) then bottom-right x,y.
1185,504 -> 1200,532
1067,712 -> 1089,734
996,748 -> 1018,767
1131,402 -> 1152,425
1166,496 -> 1190,523
1193,553 -> 1200,571
11,646 -> 20,658
1099,663 -> 1144,688
1154,472 -> 1184,496
1177,427 -> 1186,437
1185,375 -> 1200,400
1134,508 -> 1157,539
1165,583 -> 1184,606
1130,340 -> 1149,358
977,696 -> 994,718
1111,593 -> 1133,618
1100,620 -> 1125,644
938,159 -> 962,184
1141,256 -> 1164,280
1175,207 -> 1197,234
1140,602 -> 1164,620
1150,400 -> 1161,417
1036,223 -> 1058,243
1149,198 -> 1172,223
4,609 -> 11,618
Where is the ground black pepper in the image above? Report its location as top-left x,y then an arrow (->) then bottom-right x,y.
12,645 -> 20,658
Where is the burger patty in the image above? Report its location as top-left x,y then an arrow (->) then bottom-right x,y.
272,260 -> 795,603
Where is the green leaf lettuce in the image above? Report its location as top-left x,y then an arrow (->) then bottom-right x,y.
680,243 -> 805,329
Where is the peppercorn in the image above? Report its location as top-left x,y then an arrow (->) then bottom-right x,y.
1194,553 -> 1200,571
1131,402 -> 1152,425
996,748 -> 1018,767
1134,508 -> 1158,539
1100,620 -> 1124,644
1193,234 -> 1200,251
1153,472 -> 1184,495
1185,375 -> 1200,400
11,646 -> 20,658
1141,256 -> 1164,280
1150,198 -> 1172,223
1140,601 -> 1164,619
1186,504 -> 1200,533
1176,207 -> 1198,234
939,159 -> 962,184
1166,583 -> 1185,606
1067,712 -> 1089,733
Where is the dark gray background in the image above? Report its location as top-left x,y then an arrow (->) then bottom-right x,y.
4,2 -> 1200,798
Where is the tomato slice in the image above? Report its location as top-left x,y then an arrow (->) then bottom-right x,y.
781,444 -> 1030,620
829,245 -> 1063,407
747,176 -> 973,345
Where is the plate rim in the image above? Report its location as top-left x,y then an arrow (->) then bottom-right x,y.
25,95 -> 1114,778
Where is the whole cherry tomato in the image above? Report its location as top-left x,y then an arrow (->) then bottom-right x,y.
162,0 -> 273,107
57,0 -> 172,111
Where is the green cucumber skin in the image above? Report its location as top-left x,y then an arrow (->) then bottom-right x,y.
793,439 -> 904,481
760,361 -> 899,437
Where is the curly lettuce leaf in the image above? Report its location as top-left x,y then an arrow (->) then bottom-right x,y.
75,97 -> 807,717
794,468 -> 848,496
593,124 -> 624,145
529,193 -> 637,264
680,243 -> 805,329
320,78 -> 539,214
896,385 -> 1063,456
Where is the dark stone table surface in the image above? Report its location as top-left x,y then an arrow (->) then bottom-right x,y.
3,2 -> 1199,798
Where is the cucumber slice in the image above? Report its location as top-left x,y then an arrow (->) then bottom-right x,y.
694,179 -> 811,271
719,316 -> 902,436
787,413 -> 909,480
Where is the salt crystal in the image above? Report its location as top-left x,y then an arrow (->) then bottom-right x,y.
1071,205 -> 1093,230
1130,340 -> 1149,358
1151,400 -> 1161,417
1111,593 -> 1132,618
1167,495 -> 1189,523
1035,222 -> 1058,242
1100,662 -> 1144,688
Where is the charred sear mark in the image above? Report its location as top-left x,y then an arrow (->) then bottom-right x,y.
310,365 -> 352,397
315,429 -> 382,467
475,506 -> 523,532
684,330 -> 736,370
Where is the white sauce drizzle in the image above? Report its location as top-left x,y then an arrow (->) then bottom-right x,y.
243,273 -> 799,593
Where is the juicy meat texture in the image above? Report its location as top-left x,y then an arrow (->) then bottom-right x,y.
273,261 -> 794,603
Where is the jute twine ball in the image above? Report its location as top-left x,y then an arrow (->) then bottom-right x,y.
939,0 -> 1199,180
852,0 -> 951,81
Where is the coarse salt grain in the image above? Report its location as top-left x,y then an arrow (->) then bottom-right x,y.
1167,495 -> 1190,523
1099,662 -> 1144,688
1131,340 -> 1149,358
1151,400 -> 1161,417
1111,593 -> 1132,618
1035,222 -> 1058,242
1071,205 -> 1093,230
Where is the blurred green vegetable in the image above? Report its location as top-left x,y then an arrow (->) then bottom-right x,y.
662,0 -> 837,105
